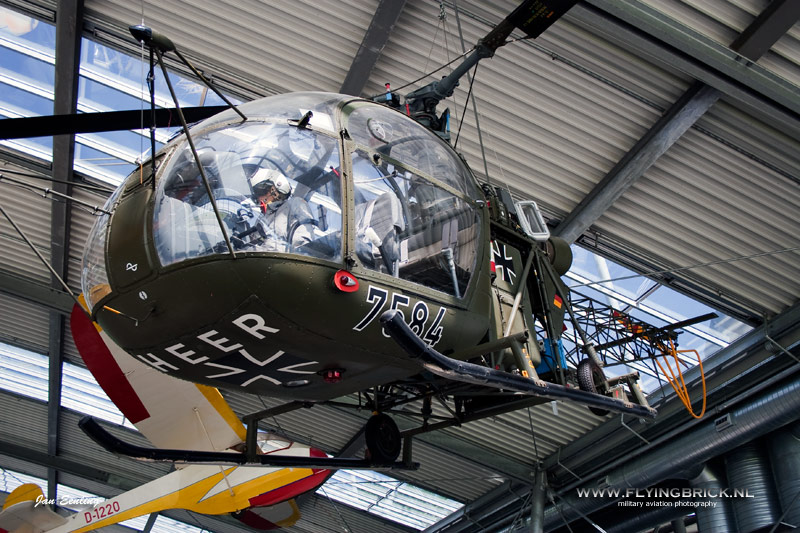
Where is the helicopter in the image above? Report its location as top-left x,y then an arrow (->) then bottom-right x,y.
0,0 -> 716,472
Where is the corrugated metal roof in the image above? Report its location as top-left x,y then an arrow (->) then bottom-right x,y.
292,496 -> 416,533
0,390 -> 48,449
439,401 -> 608,465
225,393 -> 367,453
638,0 -> 751,45
393,439 -> 502,503
83,0 -> 379,98
224,391 -> 503,503
70,0 -> 799,323
224,390 -> 600,503
369,0 -> 686,215
600,125 -> 800,316
0,457 -> 49,487
0,292 -> 50,353
59,409 -> 172,483
0,173 -> 52,285
637,0 -> 800,86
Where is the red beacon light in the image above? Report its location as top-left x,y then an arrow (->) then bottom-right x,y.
322,368 -> 344,384
333,270 -> 359,293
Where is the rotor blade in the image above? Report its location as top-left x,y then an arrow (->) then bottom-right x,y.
0,105 -> 227,140
482,0 -> 578,51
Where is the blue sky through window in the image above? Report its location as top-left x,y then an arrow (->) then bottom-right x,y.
0,5 -> 221,185
565,245 -> 752,394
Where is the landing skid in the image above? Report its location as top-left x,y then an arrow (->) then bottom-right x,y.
78,417 -> 418,470
380,310 -> 657,419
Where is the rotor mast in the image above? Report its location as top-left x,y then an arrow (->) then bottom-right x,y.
400,0 -> 578,140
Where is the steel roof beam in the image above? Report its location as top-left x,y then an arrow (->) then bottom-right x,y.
47,0 -> 83,504
424,480 -> 532,533
554,81 -> 719,243
580,0 -> 800,121
0,437 -> 138,491
140,513 -> 159,533
555,0 -> 800,244
339,0 -> 407,96
729,0 -> 800,59
0,270 -> 74,315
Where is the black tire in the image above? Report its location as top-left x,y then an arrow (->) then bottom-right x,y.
577,359 -> 610,417
365,413 -> 401,464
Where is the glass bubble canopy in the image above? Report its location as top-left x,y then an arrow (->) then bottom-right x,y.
117,92 -> 483,298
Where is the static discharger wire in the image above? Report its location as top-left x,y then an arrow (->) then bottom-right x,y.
257,395 -> 287,437
452,0 -> 491,184
318,487 -> 354,533
527,407 -> 541,459
0,202 -> 79,305
452,61 -> 479,150
365,48 -> 474,101
0,174 -> 112,216
420,1 -> 446,81
439,1 -> 465,127
139,7 -> 146,181
507,490 -> 533,531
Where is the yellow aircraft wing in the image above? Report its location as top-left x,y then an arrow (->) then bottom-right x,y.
70,298 -> 245,452
0,484 -> 68,533
0,452 -> 321,533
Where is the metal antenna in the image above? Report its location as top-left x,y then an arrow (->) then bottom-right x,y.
129,25 -> 246,122
153,46 -> 238,258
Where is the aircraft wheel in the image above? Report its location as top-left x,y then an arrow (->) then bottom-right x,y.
365,413 -> 401,464
577,359 -> 610,417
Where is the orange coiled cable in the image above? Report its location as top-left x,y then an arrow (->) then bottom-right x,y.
654,338 -> 706,419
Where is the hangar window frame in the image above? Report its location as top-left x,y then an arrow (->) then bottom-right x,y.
564,245 -> 752,394
0,5 -> 230,185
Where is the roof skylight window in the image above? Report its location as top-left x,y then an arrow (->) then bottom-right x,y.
317,469 -> 463,530
564,245 -> 753,394
0,4 -> 237,186
0,342 -> 134,428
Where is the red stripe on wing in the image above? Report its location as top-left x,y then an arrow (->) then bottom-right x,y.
70,304 -> 150,424
248,468 -> 332,508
